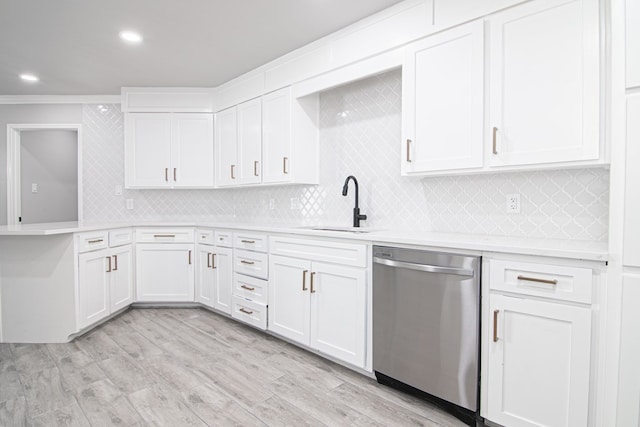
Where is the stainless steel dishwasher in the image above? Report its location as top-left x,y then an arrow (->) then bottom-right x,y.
373,246 -> 481,425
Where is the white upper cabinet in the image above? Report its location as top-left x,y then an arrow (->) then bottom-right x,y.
214,107 -> 238,187
125,113 -> 214,188
488,0 -> 601,168
627,0 -> 640,88
402,21 -> 484,174
237,98 -> 263,185
262,88 -> 293,184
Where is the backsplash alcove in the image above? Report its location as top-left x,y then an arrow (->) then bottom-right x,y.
82,69 -> 609,241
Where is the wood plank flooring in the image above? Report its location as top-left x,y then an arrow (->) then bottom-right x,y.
0,308 -> 466,426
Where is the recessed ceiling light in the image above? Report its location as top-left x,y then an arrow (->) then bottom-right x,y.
119,31 -> 143,44
20,73 -> 39,82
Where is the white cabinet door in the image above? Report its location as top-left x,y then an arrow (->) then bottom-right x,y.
487,294 -> 591,427
136,244 -> 195,302
110,245 -> 133,313
237,98 -> 262,185
624,95 -> 640,267
402,21 -> 484,174
196,245 -> 215,307
124,113 -> 172,188
78,249 -> 110,329
171,113 -> 214,187
212,246 -> 233,314
262,88 -> 292,184
310,262 -> 367,367
268,255 -> 311,345
215,107 -> 238,187
627,0 -> 640,88
488,0 -> 600,167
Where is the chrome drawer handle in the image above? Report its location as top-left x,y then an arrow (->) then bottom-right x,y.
240,285 -> 255,291
517,275 -> 558,285
88,239 -> 103,244
154,234 -> 175,238
240,260 -> 255,265
239,308 -> 253,315
240,239 -> 255,244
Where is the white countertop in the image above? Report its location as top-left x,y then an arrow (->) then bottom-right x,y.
0,221 -> 608,262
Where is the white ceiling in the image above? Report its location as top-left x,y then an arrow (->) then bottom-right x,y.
0,0 -> 405,96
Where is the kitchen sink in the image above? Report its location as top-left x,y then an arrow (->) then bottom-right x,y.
299,226 -> 375,233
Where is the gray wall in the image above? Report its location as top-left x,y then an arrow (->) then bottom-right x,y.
0,104 -> 82,225
20,130 -> 78,224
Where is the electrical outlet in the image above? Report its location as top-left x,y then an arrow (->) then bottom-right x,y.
115,185 -> 123,196
126,199 -> 134,210
31,183 -> 38,193
269,199 -> 275,210
290,197 -> 301,210
506,194 -> 521,214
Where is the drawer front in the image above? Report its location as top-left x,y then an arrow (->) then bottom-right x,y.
136,228 -> 195,243
234,232 -> 268,253
231,296 -> 267,330
270,236 -> 367,268
215,231 -> 233,248
109,228 -> 133,247
77,230 -> 109,253
233,273 -> 268,305
197,229 -> 214,246
234,249 -> 268,279
489,259 -> 593,304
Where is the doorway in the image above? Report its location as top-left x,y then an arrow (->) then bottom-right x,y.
6,124 -> 82,225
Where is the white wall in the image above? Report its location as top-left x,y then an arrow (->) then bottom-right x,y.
80,70 -> 609,241
0,104 -> 82,225
20,130 -> 78,224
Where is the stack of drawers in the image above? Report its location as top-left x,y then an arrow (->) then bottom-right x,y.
231,232 -> 269,329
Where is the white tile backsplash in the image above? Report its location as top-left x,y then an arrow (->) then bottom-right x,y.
82,69 -> 609,241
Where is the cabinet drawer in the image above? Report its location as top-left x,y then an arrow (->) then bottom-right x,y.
270,236 -> 367,267
489,259 -> 592,304
231,296 -> 267,330
136,228 -> 195,243
234,232 -> 268,253
215,231 -> 233,248
77,231 -> 109,253
234,250 -> 268,279
197,229 -> 214,246
233,273 -> 268,305
109,228 -> 133,247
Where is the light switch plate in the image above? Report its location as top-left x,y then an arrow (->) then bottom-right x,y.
31,183 -> 38,193
115,185 -> 123,196
126,199 -> 134,210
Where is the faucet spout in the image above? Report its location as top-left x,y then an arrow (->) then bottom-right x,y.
342,175 -> 367,227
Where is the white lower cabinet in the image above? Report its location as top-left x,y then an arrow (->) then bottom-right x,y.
268,254 -> 367,367
77,245 -> 133,330
485,258 -> 593,427
136,243 -> 195,302
197,244 -> 233,313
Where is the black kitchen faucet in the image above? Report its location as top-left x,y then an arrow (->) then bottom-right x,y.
342,175 -> 367,227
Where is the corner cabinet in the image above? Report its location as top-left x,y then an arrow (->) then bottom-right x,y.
488,0 -> 601,167
196,241 -> 233,314
402,21 -> 484,174
124,113 -> 214,188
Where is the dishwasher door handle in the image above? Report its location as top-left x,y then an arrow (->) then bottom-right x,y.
373,257 -> 475,277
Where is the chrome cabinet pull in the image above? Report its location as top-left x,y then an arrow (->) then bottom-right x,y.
212,253 -> 216,269
173,168 -> 177,182
283,157 -> 289,174
106,256 -> 112,273
310,272 -> 316,293
406,139 -> 412,162
207,253 -> 211,268
254,160 -> 259,176
231,164 -> 236,179
492,127 -> 498,155
240,239 -> 255,244
188,250 -> 192,265
517,275 -> 558,285
240,260 -> 255,265
493,310 -> 499,342
241,285 -> 255,291
113,255 -> 118,271
165,168 -> 169,181
302,270 -> 309,291
239,308 -> 253,315
153,234 -> 175,238
88,239 -> 103,244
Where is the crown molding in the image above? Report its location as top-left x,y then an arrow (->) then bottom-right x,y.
0,95 -> 121,105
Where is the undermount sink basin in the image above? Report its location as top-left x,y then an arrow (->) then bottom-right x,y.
299,226 -> 374,233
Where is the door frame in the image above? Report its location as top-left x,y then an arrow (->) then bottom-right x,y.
6,123 -> 83,225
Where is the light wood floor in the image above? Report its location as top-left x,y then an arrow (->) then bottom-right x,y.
0,308 -> 465,426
